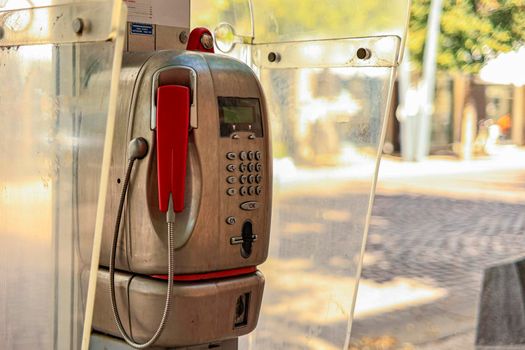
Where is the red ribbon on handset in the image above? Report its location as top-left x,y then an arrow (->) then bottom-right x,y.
156,85 -> 190,213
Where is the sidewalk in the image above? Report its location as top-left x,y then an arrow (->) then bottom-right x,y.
349,146 -> 525,349
276,145 -> 525,202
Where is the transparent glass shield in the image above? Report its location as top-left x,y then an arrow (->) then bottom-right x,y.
245,55 -> 398,350
192,0 -> 409,63
192,1 -> 408,349
0,1 -> 125,349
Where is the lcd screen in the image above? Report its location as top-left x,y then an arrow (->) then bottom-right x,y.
222,106 -> 255,124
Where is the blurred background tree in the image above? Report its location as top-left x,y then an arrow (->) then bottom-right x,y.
410,0 -> 525,74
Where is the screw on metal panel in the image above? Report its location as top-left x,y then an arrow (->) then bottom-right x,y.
179,31 -> 188,44
200,33 -> 214,50
268,52 -> 281,63
72,18 -> 84,35
357,47 -> 372,60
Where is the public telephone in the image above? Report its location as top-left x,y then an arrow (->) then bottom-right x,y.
89,47 -> 272,348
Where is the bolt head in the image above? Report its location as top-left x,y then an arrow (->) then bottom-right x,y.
200,33 -> 214,50
268,52 -> 281,63
179,31 -> 188,44
72,18 -> 84,34
357,47 -> 372,60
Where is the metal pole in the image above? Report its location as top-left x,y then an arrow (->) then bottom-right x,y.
398,45 -> 415,161
415,0 -> 443,160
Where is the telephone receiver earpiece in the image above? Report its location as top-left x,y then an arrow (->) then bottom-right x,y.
128,137 -> 149,161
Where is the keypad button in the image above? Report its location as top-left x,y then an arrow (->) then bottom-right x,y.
248,151 -> 255,160
239,151 -> 247,160
255,186 -> 262,195
256,174 -> 262,183
226,164 -> 236,172
239,163 -> 248,172
255,151 -> 262,160
227,188 -> 236,196
227,176 -> 236,184
248,174 -> 255,184
240,186 -> 248,196
240,201 -> 259,211
255,163 -> 262,172
248,163 -> 255,172
226,216 -> 236,225
226,152 -> 236,160
240,175 -> 248,184
248,186 -> 255,195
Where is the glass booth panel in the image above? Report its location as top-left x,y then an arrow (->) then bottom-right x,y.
192,0 -> 409,60
243,65 -> 396,350
0,1 -> 125,349
192,1 -> 408,349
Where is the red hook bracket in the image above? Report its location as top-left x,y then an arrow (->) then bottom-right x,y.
186,27 -> 215,53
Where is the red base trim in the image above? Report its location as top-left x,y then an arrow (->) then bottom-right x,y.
151,266 -> 257,282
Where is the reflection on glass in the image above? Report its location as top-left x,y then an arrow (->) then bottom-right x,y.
0,2 -> 124,349
192,2 -> 405,349
239,67 -> 393,350
192,0 -> 410,43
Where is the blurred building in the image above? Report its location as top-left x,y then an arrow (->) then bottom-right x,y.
383,48 -> 525,156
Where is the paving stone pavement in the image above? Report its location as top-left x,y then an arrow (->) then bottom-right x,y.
350,168 -> 525,349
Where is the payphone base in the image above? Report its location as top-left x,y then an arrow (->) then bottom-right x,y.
90,268 -> 264,347
90,333 -> 238,350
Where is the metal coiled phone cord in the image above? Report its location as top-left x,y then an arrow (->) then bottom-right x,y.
109,138 -> 175,349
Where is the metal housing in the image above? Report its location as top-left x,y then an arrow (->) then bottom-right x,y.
82,50 -> 272,275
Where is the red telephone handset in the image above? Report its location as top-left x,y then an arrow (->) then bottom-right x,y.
156,85 -> 190,213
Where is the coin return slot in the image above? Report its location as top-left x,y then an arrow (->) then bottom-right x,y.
234,293 -> 250,328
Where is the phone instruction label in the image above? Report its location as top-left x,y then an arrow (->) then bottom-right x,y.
124,0 -> 189,27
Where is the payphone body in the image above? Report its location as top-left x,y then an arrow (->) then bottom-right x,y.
89,50 -> 272,347
101,50 -> 272,274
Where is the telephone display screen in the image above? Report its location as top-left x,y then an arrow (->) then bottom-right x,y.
218,97 -> 263,137
222,106 -> 255,124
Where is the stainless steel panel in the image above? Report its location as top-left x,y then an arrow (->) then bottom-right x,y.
91,269 -> 264,348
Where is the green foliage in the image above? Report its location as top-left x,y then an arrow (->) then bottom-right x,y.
410,0 -> 525,74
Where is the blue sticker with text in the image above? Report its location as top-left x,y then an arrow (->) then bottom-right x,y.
130,23 -> 153,36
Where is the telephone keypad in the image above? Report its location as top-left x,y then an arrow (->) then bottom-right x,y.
224,150 -> 263,198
